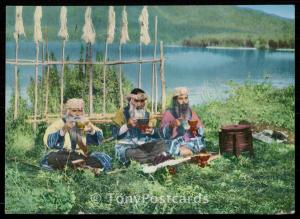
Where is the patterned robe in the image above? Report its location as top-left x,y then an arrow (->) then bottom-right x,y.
160,108 -> 206,156
112,105 -> 161,164
40,118 -> 112,171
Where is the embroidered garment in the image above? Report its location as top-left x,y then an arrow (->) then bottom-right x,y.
160,109 -> 206,156
40,119 -> 112,171
112,105 -> 162,164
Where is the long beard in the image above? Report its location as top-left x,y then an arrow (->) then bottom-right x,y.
173,102 -> 190,119
69,126 -> 83,145
65,114 -> 85,147
129,104 -> 146,119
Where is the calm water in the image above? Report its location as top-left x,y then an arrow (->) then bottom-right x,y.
5,41 -> 295,109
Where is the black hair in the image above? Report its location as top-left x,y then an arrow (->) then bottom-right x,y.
131,88 -> 145,95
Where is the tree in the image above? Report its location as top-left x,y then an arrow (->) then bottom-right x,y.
268,39 -> 278,50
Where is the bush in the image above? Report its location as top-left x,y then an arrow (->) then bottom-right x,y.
194,81 -> 295,133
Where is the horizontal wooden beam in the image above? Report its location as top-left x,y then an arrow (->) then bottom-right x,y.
6,58 -> 162,66
26,112 -> 163,125
28,113 -> 116,119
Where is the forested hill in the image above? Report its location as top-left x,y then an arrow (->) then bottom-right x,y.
6,5 -> 294,47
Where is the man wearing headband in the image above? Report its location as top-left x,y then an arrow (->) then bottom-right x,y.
160,87 -> 206,157
112,88 -> 172,165
40,98 -> 112,172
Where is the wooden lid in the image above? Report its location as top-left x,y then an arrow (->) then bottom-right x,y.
221,124 -> 251,132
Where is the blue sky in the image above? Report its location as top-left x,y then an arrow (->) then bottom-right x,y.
238,5 -> 295,19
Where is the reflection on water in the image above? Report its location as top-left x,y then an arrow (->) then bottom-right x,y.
5,42 -> 295,109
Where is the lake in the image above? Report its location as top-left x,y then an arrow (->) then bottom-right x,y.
5,41 -> 295,109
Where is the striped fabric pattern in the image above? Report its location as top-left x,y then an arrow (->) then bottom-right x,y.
90,152 -> 112,172
114,135 -> 159,164
164,127 -> 206,156
47,130 -> 103,150
115,143 -> 133,165
47,131 -> 64,149
86,130 -> 104,146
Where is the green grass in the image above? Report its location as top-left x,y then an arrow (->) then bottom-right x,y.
5,82 -> 295,214
5,140 -> 295,214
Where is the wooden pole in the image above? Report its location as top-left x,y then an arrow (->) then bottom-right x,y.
103,42 -> 108,114
151,16 -> 158,113
44,33 -> 50,120
160,41 -> 166,112
138,42 -> 142,88
41,41 -> 44,114
119,43 -> 124,108
34,42 -> 39,131
89,43 -> 93,116
60,40 -> 65,117
151,63 -> 154,113
85,43 -> 88,75
13,36 -> 19,120
155,62 -> 158,113
84,43 -> 88,106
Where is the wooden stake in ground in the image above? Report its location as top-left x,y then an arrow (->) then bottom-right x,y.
88,42 -> 93,116
119,6 -> 130,108
118,44 -> 124,108
40,41 -> 45,114
155,61 -> 158,113
60,40 -> 66,116
138,42 -> 142,88
138,6 -> 151,88
160,41 -> 166,112
13,6 -> 26,120
34,43 -> 39,130
33,6 -> 43,130
103,42 -> 108,114
81,6 -> 96,114
151,16 -> 158,113
13,36 -> 19,120
103,6 -> 116,114
44,31 -> 50,120
58,6 -> 69,117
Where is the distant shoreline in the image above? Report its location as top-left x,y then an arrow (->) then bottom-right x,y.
275,48 -> 295,52
207,46 -> 295,52
166,44 -> 295,52
206,46 -> 256,50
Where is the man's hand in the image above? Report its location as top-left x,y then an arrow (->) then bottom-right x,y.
83,121 -> 95,134
170,119 -> 181,128
83,121 -> 94,134
127,118 -> 137,128
62,121 -> 75,133
144,127 -> 154,135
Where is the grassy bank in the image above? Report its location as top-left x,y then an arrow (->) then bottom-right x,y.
5,82 -> 295,214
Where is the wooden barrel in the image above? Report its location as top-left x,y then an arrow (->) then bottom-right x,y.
219,124 -> 254,157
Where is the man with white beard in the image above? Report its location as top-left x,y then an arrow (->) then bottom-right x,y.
40,98 -> 112,171
112,88 -> 172,165
160,87 -> 206,157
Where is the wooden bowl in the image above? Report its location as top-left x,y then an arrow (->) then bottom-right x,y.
167,166 -> 177,175
137,118 -> 150,133
199,153 -> 211,162
188,120 -> 198,127
190,152 -> 211,167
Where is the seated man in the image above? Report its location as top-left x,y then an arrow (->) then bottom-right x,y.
112,88 -> 171,165
160,87 -> 206,157
40,98 -> 112,172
